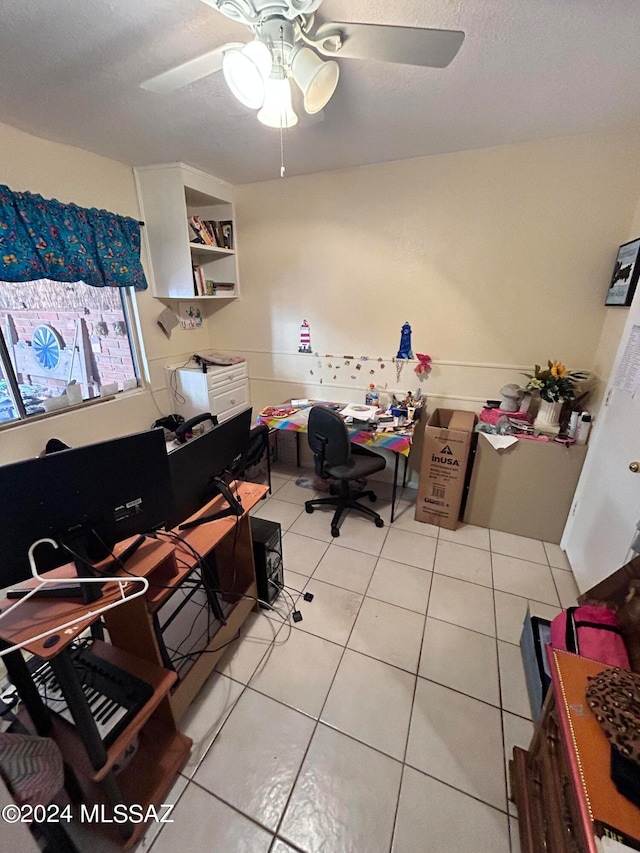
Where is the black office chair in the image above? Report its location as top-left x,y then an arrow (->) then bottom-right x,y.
304,406 -> 386,537
236,422 -> 272,493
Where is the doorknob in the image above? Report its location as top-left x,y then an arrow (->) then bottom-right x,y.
630,462 -> 640,473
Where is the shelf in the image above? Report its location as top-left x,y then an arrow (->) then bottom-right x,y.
47,713 -> 191,850
170,581 -> 258,720
189,242 -> 234,260
61,640 -> 178,782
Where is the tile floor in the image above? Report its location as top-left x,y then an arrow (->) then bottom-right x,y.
135,465 -> 577,852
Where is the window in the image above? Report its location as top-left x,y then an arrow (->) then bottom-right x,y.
0,279 -> 139,424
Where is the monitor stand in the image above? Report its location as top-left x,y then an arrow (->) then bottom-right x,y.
178,477 -> 243,531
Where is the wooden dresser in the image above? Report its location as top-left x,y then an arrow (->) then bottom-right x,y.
510,649 -> 640,853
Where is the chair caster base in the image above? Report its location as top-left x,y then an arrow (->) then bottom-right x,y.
331,527 -> 340,537
305,504 -> 314,513
375,518 -> 384,528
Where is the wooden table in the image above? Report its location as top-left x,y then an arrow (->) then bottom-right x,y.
510,648 -> 640,852
0,481 -> 267,848
258,402 -> 414,521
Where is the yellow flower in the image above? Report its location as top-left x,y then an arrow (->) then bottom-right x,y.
550,361 -> 567,378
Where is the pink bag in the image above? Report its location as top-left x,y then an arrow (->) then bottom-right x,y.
550,605 -> 630,668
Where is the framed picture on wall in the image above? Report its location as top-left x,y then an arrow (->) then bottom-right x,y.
605,238 -> 640,306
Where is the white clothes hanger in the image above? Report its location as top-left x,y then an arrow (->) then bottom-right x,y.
0,538 -> 149,658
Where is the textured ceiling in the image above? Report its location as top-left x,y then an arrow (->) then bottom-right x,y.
1,0 -> 640,184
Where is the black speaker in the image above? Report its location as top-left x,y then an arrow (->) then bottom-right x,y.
250,517 -> 284,606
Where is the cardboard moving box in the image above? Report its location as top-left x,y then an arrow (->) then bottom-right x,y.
415,408 -> 477,530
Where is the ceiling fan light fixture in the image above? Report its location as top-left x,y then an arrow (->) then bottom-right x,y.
257,76 -> 298,128
222,39 -> 272,109
291,47 -> 339,114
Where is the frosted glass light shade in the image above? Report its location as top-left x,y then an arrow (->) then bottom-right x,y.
223,40 -> 272,109
257,77 -> 298,128
291,47 -> 339,114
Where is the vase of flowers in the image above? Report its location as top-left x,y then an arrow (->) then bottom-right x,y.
522,361 -> 588,435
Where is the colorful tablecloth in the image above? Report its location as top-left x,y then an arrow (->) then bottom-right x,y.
258,402 -> 413,456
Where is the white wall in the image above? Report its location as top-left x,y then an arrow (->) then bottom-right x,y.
208,131 -> 640,416
0,122 -> 207,464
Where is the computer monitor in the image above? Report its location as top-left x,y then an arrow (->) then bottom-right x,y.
0,428 -> 174,593
166,407 -> 253,530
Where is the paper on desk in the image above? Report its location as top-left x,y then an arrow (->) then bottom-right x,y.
340,404 -> 378,421
481,433 -> 519,451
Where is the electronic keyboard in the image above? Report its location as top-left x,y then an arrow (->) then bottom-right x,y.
23,644 -> 153,747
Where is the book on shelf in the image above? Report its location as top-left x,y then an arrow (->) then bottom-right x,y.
189,216 -> 213,246
188,221 -> 205,244
192,264 -> 206,295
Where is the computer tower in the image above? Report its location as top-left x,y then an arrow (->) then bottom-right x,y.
250,517 -> 284,607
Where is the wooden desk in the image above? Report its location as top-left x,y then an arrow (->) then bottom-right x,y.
258,403 -> 414,521
0,481 -> 267,848
510,649 -> 640,853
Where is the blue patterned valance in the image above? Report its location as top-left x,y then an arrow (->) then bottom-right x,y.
0,185 -> 148,290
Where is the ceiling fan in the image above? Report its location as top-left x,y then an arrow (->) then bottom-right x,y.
141,0 -> 465,128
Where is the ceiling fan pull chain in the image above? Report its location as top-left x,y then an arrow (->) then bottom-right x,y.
280,24 -> 286,177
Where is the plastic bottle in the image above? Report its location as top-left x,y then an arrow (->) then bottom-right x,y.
366,383 -> 379,406
568,411 -> 581,440
576,413 -> 592,445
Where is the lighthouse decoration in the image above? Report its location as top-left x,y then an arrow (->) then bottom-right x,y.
298,319 -> 312,353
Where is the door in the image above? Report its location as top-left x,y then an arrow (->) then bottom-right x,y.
562,297 -> 640,592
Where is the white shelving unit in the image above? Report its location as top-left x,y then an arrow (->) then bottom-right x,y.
134,162 -> 239,300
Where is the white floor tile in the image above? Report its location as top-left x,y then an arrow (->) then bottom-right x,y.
194,690 -> 315,832
428,574 -> 496,637
490,530 -> 548,565
439,523 -> 491,550
502,711 -> 534,807
543,541 -> 572,570
289,508 -> 335,541
270,841 -> 299,853
330,511 -> 390,555
366,557 -> 432,614
125,774 -> 189,853
281,531 -> 329,577
406,678 -> 506,810
389,501 -> 440,538
380,527 -> 437,571
434,539 -> 493,587
215,612 -> 281,684
180,672 -> 245,776
321,649 -> 416,760
494,590 -> 561,645
274,479 -> 321,505
295,578 -> 362,645
280,724 -> 403,853
392,766 -> 510,853
150,785 -> 272,853
348,597 -> 425,672
492,553 -> 559,606
249,626 -> 343,718
253,498 -> 303,531
552,567 -> 580,609
419,618 -> 500,706
498,640 -> 532,720
313,544 -> 377,593
267,474 -> 289,497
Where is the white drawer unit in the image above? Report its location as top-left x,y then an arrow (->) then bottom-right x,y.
166,359 -> 250,423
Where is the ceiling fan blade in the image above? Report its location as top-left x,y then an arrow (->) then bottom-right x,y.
312,22 -> 464,68
140,43 -> 245,94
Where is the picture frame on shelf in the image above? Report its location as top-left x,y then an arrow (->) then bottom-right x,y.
219,220 -> 234,250
605,238 -> 640,306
